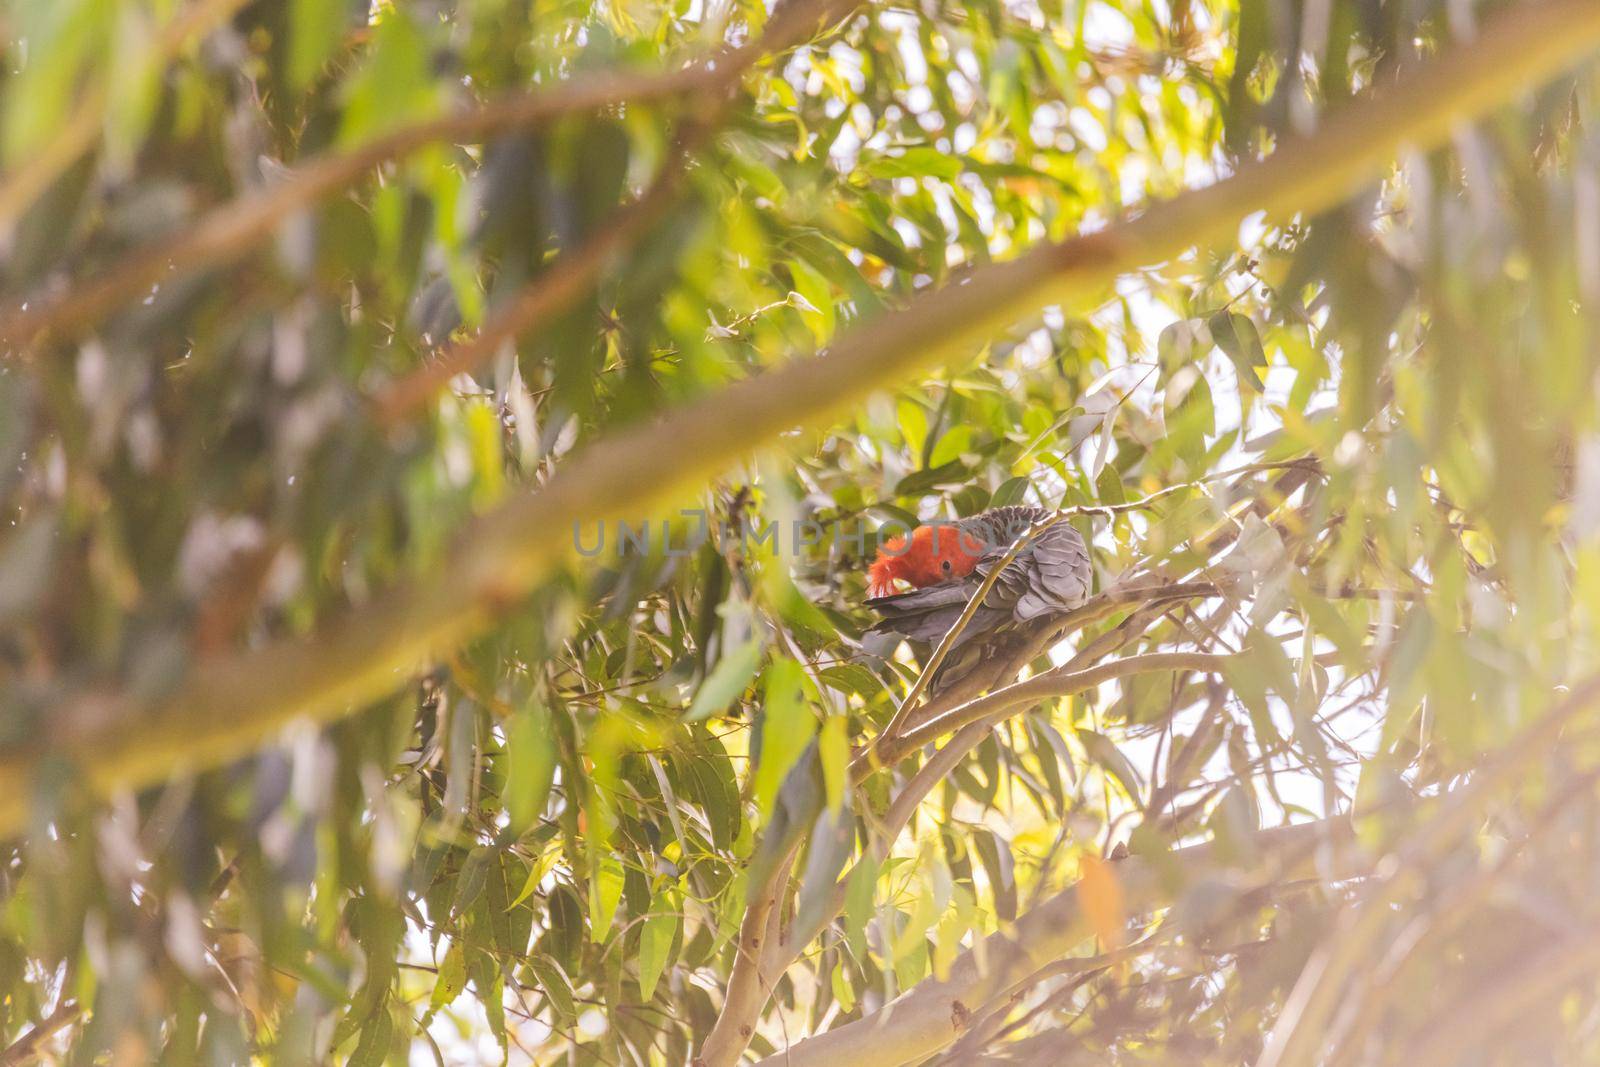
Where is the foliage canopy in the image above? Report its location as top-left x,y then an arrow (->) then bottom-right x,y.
4,0 -> 1600,1064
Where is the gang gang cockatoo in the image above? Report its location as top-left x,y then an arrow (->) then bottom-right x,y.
749,506 -> 1094,898
865,504 -> 1093,658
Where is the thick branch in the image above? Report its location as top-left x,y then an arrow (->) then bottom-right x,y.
696,877 -> 788,1067
2,1 -> 1597,835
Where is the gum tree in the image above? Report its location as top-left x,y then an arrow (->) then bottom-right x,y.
3,0 -> 1600,1063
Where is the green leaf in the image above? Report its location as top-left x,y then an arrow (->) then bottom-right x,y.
468,950 -> 507,1054
788,259 -> 837,342
831,961 -> 856,1013
451,846 -> 494,921
990,476 -> 1031,508
508,840 -> 556,910
844,850 -> 881,963
895,461 -> 970,498
637,897 -> 678,1000
818,715 -> 848,812
504,704 -> 556,835
681,735 -> 741,850
1157,318 -> 1207,372
424,942 -> 467,1022
480,848 -> 519,957
819,663 -> 886,700
1209,311 -> 1269,391
752,658 -> 818,821
347,1004 -> 394,1067
542,885 -> 586,965
589,853 -> 625,943
897,399 -> 929,457
2,1 -> 109,164
103,6 -> 163,171
528,957 -> 577,1022
290,0 -> 349,89
1163,366 -> 1215,468
972,830 -> 1017,922
464,401 -> 505,507
1076,729 -> 1143,801
862,146 -> 963,180
684,637 -> 762,723
928,426 -> 974,468
331,897 -> 403,1045
339,10 -> 440,146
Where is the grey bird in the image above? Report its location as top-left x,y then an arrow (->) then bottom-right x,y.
865,505 -> 1093,649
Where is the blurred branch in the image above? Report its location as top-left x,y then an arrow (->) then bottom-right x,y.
748,815 -> 1372,1067
1257,672 -> 1600,1067
0,0 -> 863,351
0,999 -> 81,1067
1400,924 -> 1600,1066
370,121 -> 707,426
0,0 -> 253,236
2,0 -> 1597,836
1326,766 -> 1600,1058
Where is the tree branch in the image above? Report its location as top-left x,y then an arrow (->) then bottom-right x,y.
748,815 -> 1372,1067
2,0 -> 1596,836
694,873 -> 789,1067
1400,922 -> 1600,1066
0,0 -> 253,236
370,129 -> 694,426
0,999 -> 81,1067
1256,670 -> 1600,1067
0,0 -> 862,350
698,617 -> 1034,1067
877,652 -> 1234,765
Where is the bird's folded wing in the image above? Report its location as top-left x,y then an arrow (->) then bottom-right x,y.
866,513 -> 1092,642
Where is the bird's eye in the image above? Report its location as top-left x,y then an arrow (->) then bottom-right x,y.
941,559 -> 953,574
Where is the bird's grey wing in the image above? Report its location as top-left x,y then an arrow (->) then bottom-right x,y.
866,575 -> 1005,645
1010,521 -> 1093,620
968,518 -> 1092,621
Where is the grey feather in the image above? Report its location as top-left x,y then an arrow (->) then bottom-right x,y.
866,506 -> 1092,648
